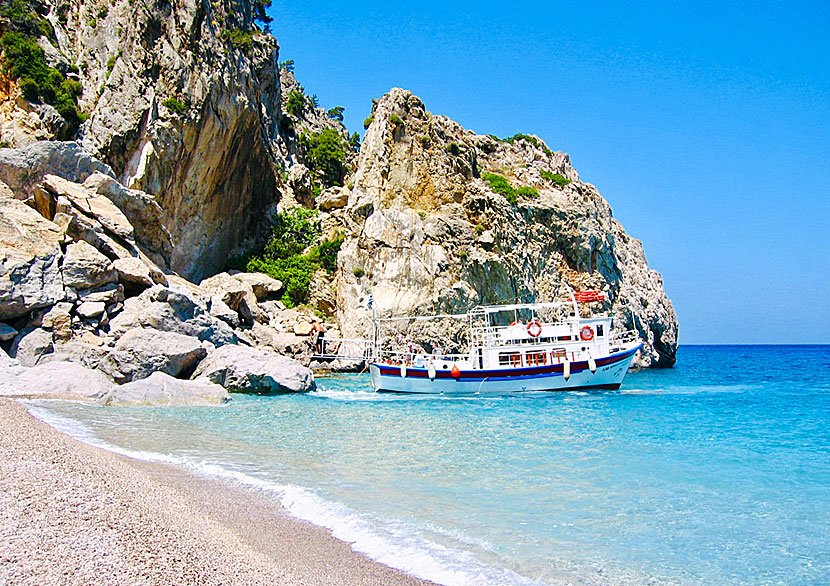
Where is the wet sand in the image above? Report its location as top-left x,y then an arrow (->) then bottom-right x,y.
0,398 -> 434,585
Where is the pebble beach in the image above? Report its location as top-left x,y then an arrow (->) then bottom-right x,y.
0,399 -> 432,586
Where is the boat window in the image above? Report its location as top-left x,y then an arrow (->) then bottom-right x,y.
498,352 -> 522,367
558,335 -> 572,341
597,324 -> 604,337
551,349 -> 568,363
526,351 -> 547,366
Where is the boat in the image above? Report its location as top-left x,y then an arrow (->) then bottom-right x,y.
367,289 -> 642,394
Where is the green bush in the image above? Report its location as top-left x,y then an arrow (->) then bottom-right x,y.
503,133 -> 552,156
327,106 -> 344,122
516,185 -> 539,198
540,170 -> 572,187
162,97 -> 188,115
389,113 -> 403,127
221,28 -> 255,52
0,30 -> 85,133
240,208 -> 344,307
97,7 -> 107,18
475,224 -> 485,234
300,128 -> 348,187
481,172 -> 536,204
106,55 -> 116,77
285,89 -> 304,117
278,59 -> 294,72
353,267 -> 365,278
419,135 -> 429,148
363,113 -> 374,129
447,142 -> 461,156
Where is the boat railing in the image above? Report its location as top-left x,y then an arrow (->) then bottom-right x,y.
376,350 -> 468,366
311,337 -> 374,361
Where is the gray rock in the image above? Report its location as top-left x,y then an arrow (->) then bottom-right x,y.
208,296 -> 239,329
41,175 -> 134,240
192,344 -> 316,394
9,327 -> 54,367
100,372 -> 229,407
77,282 -> 124,305
62,240 -> 117,290
107,284 -> 237,347
199,272 -> 250,311
112,257 -> 154,289
41,303 -> 73,341
232,272 -> 283,301
0,322 -> 18,341
76,301 -> 106,319
0,360 -> 115,400
0,183 -> 65,320
317,186 -> 350,211
0,142 -> 114,202
0,346 -> 19,369
98,328 -> 207,384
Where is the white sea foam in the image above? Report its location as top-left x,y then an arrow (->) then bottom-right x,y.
24,402 -> 549,586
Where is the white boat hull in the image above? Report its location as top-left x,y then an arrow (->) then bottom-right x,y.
370,345 -> 641,395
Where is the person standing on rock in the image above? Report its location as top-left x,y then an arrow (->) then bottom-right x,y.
310,320 -> 326,354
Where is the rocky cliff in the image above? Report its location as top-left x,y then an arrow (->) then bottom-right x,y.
333,89 -> 677,367
0,0 -> 677,369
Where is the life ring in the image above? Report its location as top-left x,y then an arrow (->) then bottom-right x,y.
526,319 -> 542,337
580,326 -> 594,341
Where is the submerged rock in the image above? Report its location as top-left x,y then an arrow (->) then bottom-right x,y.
192,345 -> 316,394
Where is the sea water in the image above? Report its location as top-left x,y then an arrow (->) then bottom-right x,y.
28,346 -> 830,586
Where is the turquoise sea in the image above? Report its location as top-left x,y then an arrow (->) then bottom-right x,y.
29,346 -> 830,586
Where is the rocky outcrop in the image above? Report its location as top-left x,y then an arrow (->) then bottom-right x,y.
100,371 -> 229,406
0,142 -> 115,201
192,345 -> 316,394
108,284 -> 237,347
335,89 -> 677,367
0,182 -> 65,321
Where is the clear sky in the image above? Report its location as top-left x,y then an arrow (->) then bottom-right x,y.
266,1 -> 830,344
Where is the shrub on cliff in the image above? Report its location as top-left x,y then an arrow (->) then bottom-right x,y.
300,129 -> 348,187
240,208 -> 343,307
0,30 -> 85,133
481,172 -> 537,204
285,90 -> 305,118
540,170 -> 572,187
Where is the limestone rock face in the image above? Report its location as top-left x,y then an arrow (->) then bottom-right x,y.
98,328 -> 207,383
192,344 -> 316,394
0,184 -> 65,320
100,371 -> 229,407
336,89 -> 678,367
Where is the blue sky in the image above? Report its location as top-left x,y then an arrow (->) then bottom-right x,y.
267,1 -> 830,344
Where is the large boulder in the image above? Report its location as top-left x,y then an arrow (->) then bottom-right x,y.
100,372 -> 229,407
0,182 -> 65,320
8,327 -> 53,367
98,328 -> 207,383
41,174 -> 134,239
231,272 -> 283,301
0,142 -> 114,202
199,272 -> 250,311
192,345 -> 316,394
107,284 -> 237,347
0,361 -> 114,401
62,240 -> 117,290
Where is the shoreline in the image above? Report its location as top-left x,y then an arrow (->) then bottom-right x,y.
0,398 -> 435,586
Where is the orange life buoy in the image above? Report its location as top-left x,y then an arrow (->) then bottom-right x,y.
580,326 -> 594,341
527,319 -> 542,337
451,364 -> 461,379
